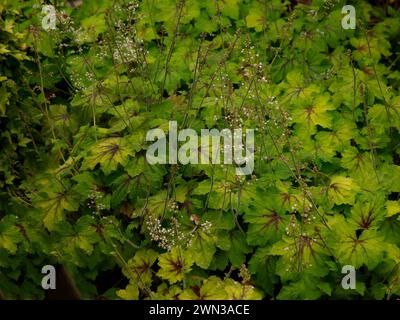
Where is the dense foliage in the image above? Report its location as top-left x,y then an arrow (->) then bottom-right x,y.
1,0 -> 400,299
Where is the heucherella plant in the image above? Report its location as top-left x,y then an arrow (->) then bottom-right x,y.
0,0 -> 400,301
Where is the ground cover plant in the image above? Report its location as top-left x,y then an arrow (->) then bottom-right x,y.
1,0 -> 400,300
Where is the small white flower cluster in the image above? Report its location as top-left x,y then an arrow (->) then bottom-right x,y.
302,203 -> 317,223
190,214 -> 213,234
321,68 -> 335,80
57,10 -> 86,44
215,73 -> 230,91
84,71 -> 95,82
241,105 -> 253,120
266,96 -> 292,124
168,201 -> 179,214
146,215 -> 212,251
87,189 -> 106,216
96,40 -> 109,61
285,217 -> 297,236
109,2 -> 147,71
200,220 -> 212,233
58,10 -> 74,30
69,70 -> 87,92
224,111 -> 243,128
262,96 -> 295,144
112,34 -> 146,67
146,216 -> 174,250
266,96 -> 278,106
322,0 -> 339,11
127,1 -> 139,12
239,40 -> 266,82
287,200 -> 317,223
146,216 -> 193,250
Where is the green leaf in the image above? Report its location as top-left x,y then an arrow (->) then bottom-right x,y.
82,137 -> 134,175
123,249 -> 158,287
277,276 -> 326,300
292,95 -> 335,135
228,230 -> 251,267
190,230 -> 216,269
349,197 -> 385,230
327,176 -> 359,205
386,200 -> 400,218
157,247 -> 194,284
179,276 -> 263,300
248,247 -> 278,295
0,216 -> 23,254
55,216 -> 100,256
116,281 -> 139,300
220,0 -> 240,20
331,224 -> 385,270
244,193 -> 289,246
246,8 -> 265,32
34,189 -> 79,231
